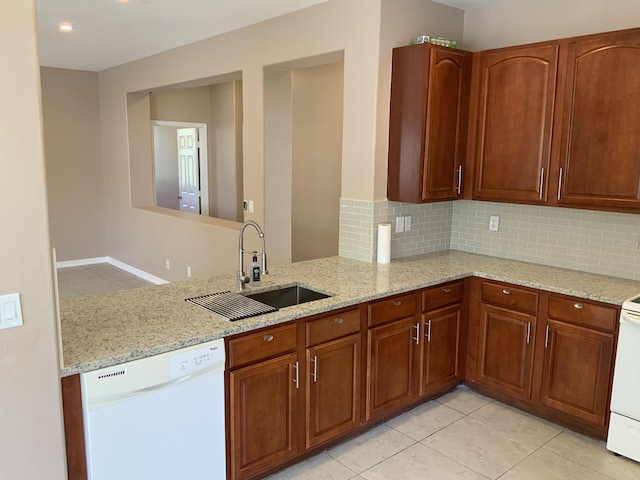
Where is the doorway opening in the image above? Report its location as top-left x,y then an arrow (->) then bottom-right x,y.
152,121 -> 209,215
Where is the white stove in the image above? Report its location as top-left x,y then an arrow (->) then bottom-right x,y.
607,295 -> 640,462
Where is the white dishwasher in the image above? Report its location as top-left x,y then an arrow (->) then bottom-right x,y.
81,338 -> 226,480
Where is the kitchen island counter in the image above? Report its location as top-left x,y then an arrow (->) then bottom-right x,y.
60,250 -> 640,376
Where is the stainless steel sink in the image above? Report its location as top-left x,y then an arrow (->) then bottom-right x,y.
244,285 -> 331,309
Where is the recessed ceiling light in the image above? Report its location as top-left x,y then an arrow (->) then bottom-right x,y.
58,22 -> 74,33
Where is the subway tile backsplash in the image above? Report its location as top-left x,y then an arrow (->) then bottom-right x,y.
339,197 -> 640,282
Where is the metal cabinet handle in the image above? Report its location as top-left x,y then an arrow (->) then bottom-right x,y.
526,322 -> 531,344
425,319 -> 432,342
311,356 -> 318,383
412,322 -> 420,344
334,318 -> 343,325
574,303 -> 584,310
456,166 -> 463,195
393,300 -> 402,307
557,167 -> 563,201
293,361 -> 299,389
263,335 -> 274,342
539,168 -> 545,200
443,287 -> 451,293
544,325 -> 550,348
502,289 -> 511,295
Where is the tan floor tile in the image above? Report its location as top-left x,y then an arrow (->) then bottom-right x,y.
544,430 -> 640,480
266,452 -> 356,480
436,386 -> 492,414
327,424 -> 414,474
500,449 -> 612,480
386,400 -> 464,441
360,443 -> 489,480
422,416 -> 537,479
470,401 -> 562,446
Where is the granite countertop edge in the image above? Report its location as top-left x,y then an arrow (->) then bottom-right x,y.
59,251 -> 640,377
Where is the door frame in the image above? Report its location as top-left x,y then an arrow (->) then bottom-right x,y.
151,120 -> 209,216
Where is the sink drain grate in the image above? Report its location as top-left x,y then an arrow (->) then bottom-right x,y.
186,291 -> 277,321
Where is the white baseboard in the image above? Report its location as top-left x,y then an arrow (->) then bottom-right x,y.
56,257 -> 169,285
56,257 -> 109,268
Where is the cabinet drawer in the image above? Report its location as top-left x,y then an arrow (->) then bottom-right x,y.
306,308 -> 361,347
481,281 -> 538,314
227,323 -> 297,369
368,292 -> 418,327
422,281 -> 464,312
547,296 -> 618,333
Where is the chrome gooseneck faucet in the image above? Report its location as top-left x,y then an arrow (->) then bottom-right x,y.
238,220 -> 268,291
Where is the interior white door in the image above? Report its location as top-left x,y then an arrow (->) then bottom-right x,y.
177,127 -> 201,214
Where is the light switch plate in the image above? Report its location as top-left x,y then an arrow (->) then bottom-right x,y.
0,293 -> 23,329
404,215 -> 412,232
395,216 -> 405,233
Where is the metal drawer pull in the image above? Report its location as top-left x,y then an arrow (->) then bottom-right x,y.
393,300 -> 402,306
502,289 -> 511,295
334,318 -> 343,324
263,335 -> 274,342
443,287 -> 451,293
574,303 -> 584,310
293,361 -> 299,389
456,166 -> 463,195
412,322 -> 420,344
426,319 -> 432,342
526,322 -> 531,344
544,325 -> 550,348
311,356 -> 318,383
539,167 -> 545,200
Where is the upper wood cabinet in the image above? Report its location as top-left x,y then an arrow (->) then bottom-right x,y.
469,43 -> 559,204
555,29 -> 640,210
387,43 -> 471,203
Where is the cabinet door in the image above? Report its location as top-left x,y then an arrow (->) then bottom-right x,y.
540,320 -> 614,426
472,44 -> 558,203
556,30 -> 640,210
366,317 -> 420,420
306,333 -> 361,449
477,304 -> 536,399
229,353 -> 298,480
422,304 -> 462,394
387,44 -> 471,203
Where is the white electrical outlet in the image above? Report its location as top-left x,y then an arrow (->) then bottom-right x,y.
165,259 -> 171,269
396,216 -> 405,233
187,266 -> 192,278
404,215 -> 412,232
489,215 -> 500,232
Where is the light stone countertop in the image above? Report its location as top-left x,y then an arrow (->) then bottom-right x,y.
59,250 -> 640,377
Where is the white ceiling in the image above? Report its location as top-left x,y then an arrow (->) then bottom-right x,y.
35,0 -> 503,72
35,0 -> 332,71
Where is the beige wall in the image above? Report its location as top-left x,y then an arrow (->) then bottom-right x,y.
292,62 -> 344,262
1,2 -> 67,479
41,67 -> 107,262
98,0 -> 384,280
463,0 -> 640,50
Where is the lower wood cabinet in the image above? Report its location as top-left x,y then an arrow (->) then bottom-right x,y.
229,353 -> 299,480
421,281 -> 466,395
477,303 -> 536,400
540,296 -> 617,428
227,323 -> 299,480
466,278 -> 619,439
226,306 -> 365,480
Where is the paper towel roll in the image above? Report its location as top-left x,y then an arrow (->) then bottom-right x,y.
377,223 -> 391,264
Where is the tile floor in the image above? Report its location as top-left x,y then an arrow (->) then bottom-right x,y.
267,387 -> 640,480
56,263 -> 152,300
56,265 -> 640,480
